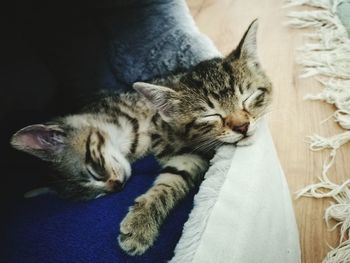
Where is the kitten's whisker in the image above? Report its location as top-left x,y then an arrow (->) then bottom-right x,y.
199,140 -> 224,152
190,138 -> 220,153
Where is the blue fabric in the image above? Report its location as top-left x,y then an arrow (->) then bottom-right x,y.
3,156 -> 197,262
103,0 -> 219,84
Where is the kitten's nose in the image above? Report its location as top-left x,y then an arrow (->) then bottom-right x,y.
232,122 -> 250,135
107,179 -> 123,192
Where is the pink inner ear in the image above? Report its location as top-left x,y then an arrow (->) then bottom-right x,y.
15,131 -> 47,150
11,125 -> 66,161
12,124 -> 65,151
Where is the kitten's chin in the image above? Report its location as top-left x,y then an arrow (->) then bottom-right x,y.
219,134 -> 244,144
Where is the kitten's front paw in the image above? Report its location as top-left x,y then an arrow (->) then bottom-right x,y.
236,135 -> 255,146
118,197 -> 158,256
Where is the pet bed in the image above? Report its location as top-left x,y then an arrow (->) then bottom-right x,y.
2,0 -> 300,262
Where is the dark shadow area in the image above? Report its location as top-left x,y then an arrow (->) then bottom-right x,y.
1,0 -> 127,206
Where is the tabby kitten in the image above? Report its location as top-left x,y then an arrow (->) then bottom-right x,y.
11,20 -> 272,255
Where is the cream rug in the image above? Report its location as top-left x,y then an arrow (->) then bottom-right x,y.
286,0 -> 350,262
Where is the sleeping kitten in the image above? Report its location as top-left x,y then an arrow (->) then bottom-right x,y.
11,20 -> 272,255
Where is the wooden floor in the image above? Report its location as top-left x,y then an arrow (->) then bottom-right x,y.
188,0 -> 350,262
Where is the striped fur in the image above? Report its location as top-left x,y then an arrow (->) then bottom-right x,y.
10,20 -> 272,255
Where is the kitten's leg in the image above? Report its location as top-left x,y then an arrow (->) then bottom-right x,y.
118,153 -> 209,256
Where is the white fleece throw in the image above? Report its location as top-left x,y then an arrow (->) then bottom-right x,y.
286,0 -> 350,262
171,120 -> 301,263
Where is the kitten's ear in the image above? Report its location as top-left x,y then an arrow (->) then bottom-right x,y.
11,124 -> 67,162
227,19 -> 259,63
133,82 -> 180,120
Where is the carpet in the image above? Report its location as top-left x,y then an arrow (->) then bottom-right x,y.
286,0 -> 350,262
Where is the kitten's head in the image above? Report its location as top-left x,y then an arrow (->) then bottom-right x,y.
134,19 -> 272,145
11,119 -> 131,200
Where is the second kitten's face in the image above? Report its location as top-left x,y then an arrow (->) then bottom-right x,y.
134,20 -> 272,146
11,122 -> 132,200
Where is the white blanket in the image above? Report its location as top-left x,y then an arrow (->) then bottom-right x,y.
171,120 -> 301,263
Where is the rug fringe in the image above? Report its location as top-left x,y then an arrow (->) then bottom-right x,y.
286,0 -> 350,262
323,239 -> 350,263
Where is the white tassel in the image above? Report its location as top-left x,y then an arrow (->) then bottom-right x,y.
286,0 -> 350,262
307,132 -> 350,152
323,239 -> 350,263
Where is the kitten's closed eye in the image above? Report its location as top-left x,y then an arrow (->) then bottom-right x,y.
243,88 -> 266,109
86,165 -> 105,181
257,87 -> 267,92
202,114 -> 224,121
197,114 -> 224,127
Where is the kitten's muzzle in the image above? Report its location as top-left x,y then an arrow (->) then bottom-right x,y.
232,122 -> 250,135
224,111 -> 250,135
107,178 -> 123,192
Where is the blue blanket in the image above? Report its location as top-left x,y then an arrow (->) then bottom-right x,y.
3,156 -> 198,262
2,0 -> 219,262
